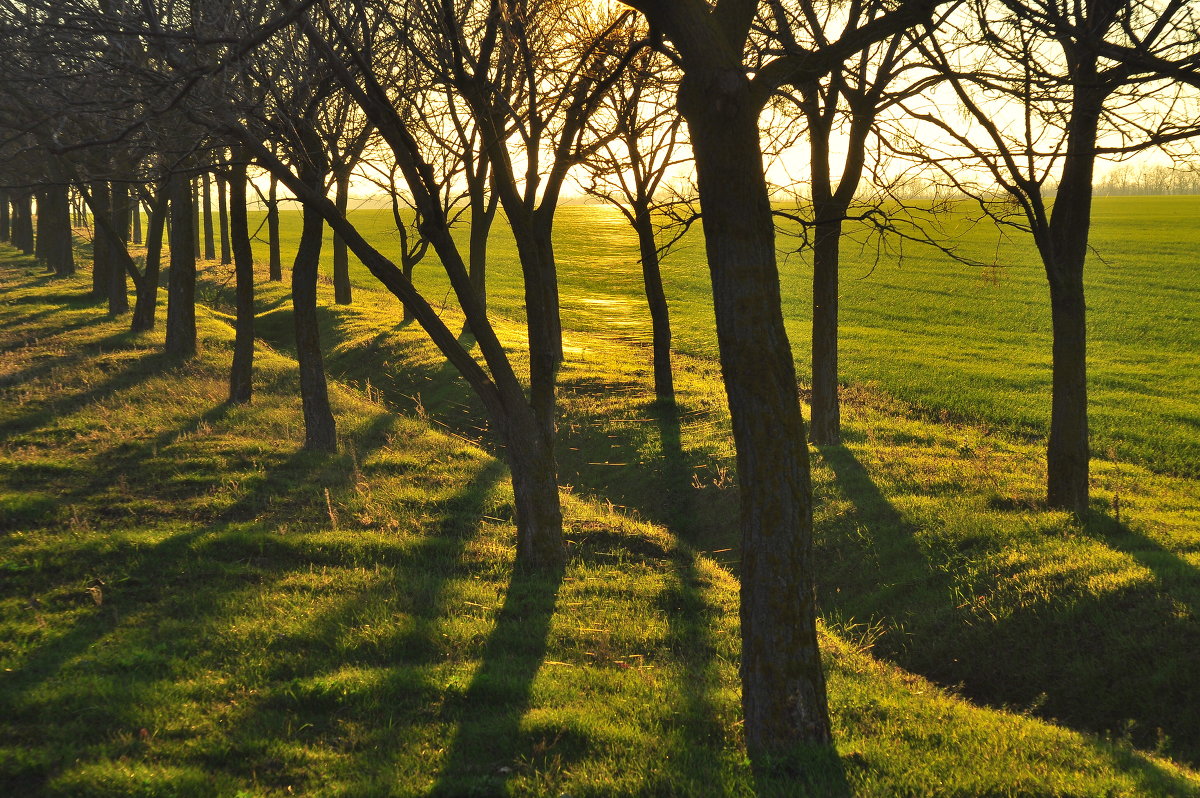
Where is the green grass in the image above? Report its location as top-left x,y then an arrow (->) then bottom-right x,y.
197,225 -> 1200,770
249,196 -> 1200,478
4,256 -> 1200,795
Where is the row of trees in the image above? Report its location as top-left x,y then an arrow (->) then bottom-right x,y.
1,0 -> 1197,760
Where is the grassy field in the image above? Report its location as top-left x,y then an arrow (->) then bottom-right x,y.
250,195 -> 1200,478
222,196 -> 1200,766
7,258 -> 1200,795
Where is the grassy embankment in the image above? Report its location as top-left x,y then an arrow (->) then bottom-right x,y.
2,245 -> 1199,795
237,196 -> 1200,764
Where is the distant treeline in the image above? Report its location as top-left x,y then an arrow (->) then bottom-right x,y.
1095,164 -> 1200,196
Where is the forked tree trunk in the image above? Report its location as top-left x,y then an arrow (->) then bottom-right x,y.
166,173 -> 197,358
228,155 -> 255,404
267,175 -> 282,281
292,187 -> 337,451
332,168 -> 352,304
681,70 -> 831,753
633,206 -> 674,405
108,182 -> 131,315
1041,84 -> 1104,520
131,187 -> 167,332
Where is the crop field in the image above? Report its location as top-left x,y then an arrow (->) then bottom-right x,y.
250,195 -> 1200,478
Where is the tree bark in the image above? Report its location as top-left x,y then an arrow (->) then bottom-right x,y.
132,197 -> 142,245
332,168 -> 352,304
228,154 -> 255,404
202,171 -> 215,261
0,189 -> 9,243
809,209 -> 843,445
192,177 -> 201,260
680,68 -> 831,753
166,173 -> 197,358
468,206 -> 491,311
1042,86 -> 1103,519
35,191 -> 49,268
131,188 -> 167,332
267,174 -> 282,281
17,192 -> 35,255
43,184 -> 75,277
90,182 -> 111,299
634,205 -> 674,405
108,182 -> 131,314
292,183 -> 337,451
217,170 -> 231,265
502,410 -> 565,563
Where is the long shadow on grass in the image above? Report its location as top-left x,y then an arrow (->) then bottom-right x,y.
0,412 -> 413,791
430,559 -> 566,796
816,445 -> 944,616
188,459 -> 509,793
820,445 -> 1200,767
0,349 -> 178,444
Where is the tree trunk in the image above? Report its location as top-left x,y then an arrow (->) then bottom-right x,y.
680,70 -> 832,753
202,171 -> 215,261
217,170 -> 231,265
166,173 -> 197,358
132,198 -> 142,245
1045,265 -> 1088,516
90,182 -> 111,299
267,175 -> 282,281
0,189 -> 9,243
1041,84 -> 1104,519
292,191 -> 337,451
634,206 -> 674,405
192,177 -> 202,260
809,209 -> 843,445
16,192 -> 35,255
43,185 -> 75,277
35,191 -> 49,268
332,169 -> 352,304
132,187 -> 167,332
228,155 -> 255,404
502,410 -> 565,565
108,182 -> 131,315
468,196 -> 495,312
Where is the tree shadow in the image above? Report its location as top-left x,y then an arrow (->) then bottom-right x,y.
815,444 -> 945,612
0,349 -> 179,443
430,559 -> 566,796
817,444 -> 1200,766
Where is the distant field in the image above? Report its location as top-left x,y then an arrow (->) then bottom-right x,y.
249,195 -> 1200,479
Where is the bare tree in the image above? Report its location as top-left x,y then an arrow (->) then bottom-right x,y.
768,0 -> 938,445
581,26 -> 688,406
616,0 -> 946,754
898,0 -> 1200,517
